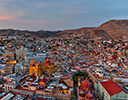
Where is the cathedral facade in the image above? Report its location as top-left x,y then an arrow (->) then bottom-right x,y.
29,59 -> 58,76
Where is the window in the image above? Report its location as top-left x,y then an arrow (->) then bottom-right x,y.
10,87 -> 12,89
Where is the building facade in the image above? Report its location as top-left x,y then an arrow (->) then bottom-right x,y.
29,59 -> 58,76
99,80 -> 128,100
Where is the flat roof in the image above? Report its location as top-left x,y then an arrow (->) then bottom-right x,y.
1,93 -> 14,100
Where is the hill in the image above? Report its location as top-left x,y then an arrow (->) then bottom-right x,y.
57,20 -> 128,40
56,27 -> 95,39
0,29 -> 60,38
90,20 -> 128,40
0,20 -> 128,40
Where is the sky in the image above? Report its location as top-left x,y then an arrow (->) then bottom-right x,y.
0,0 -> 128,31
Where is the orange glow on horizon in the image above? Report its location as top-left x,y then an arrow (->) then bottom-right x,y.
0,16 -> 14,20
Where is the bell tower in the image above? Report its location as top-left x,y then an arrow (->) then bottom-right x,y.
30,59 -> 35,75
35,61 -> 40,76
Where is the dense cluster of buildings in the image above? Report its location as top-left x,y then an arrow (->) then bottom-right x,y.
0,34 -> 128,100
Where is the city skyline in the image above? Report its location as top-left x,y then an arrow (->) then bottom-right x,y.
0,0 -> 128,31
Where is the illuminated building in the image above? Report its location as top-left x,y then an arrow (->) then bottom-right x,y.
7,60 -> 16,64
29,59 -> 58,76
36,79 -> 74,100
77,77 -> 98,100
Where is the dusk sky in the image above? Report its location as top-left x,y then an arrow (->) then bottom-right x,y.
0,0 -> 128,31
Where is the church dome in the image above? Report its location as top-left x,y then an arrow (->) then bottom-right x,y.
85,91 -> 95,100
44,59 -> 51,64
81,77 -> 90,90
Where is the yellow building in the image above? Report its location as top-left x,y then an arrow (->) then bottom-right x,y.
7,60 -> 16,64
29,59 -> 58,76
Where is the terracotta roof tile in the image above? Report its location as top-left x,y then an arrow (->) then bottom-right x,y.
100,81 -> 122,96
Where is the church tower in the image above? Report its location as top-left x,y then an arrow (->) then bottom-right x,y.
35,61 -> 40,76
78,76 -> 81,88
29,59 -> 34,75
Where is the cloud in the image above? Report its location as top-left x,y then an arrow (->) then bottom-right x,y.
0,9 -> 26,21
0,16 -> 14,20
0,0 -> 27,20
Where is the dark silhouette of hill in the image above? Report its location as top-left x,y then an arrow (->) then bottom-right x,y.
0,20 -> 128,39
0,29 -> 60,38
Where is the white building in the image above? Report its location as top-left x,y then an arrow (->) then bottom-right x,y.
4,81 -> 17,90
15,46 -> 25,61
14,63 -> 23,74
99,80 -> 128,100
25,53 -> 46,63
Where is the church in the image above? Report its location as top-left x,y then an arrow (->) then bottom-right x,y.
29,59 -> 58,76
77,77 -> 99,100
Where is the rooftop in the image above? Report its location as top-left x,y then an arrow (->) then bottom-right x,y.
100,80 -> 122,96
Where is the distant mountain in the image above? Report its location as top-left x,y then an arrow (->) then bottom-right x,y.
57,20 -> 128,40
0,20 -> 128,40
90,20 -> 128,40
56,27 -> 95,39
0,29 -> 60,38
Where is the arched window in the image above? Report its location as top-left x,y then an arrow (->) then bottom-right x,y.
10,87 -> 12,89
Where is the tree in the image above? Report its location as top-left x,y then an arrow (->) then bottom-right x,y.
73,71 -> 88,84
74,76 -> 78,83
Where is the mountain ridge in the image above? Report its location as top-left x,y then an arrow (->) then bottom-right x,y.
0,19 -> 128,39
